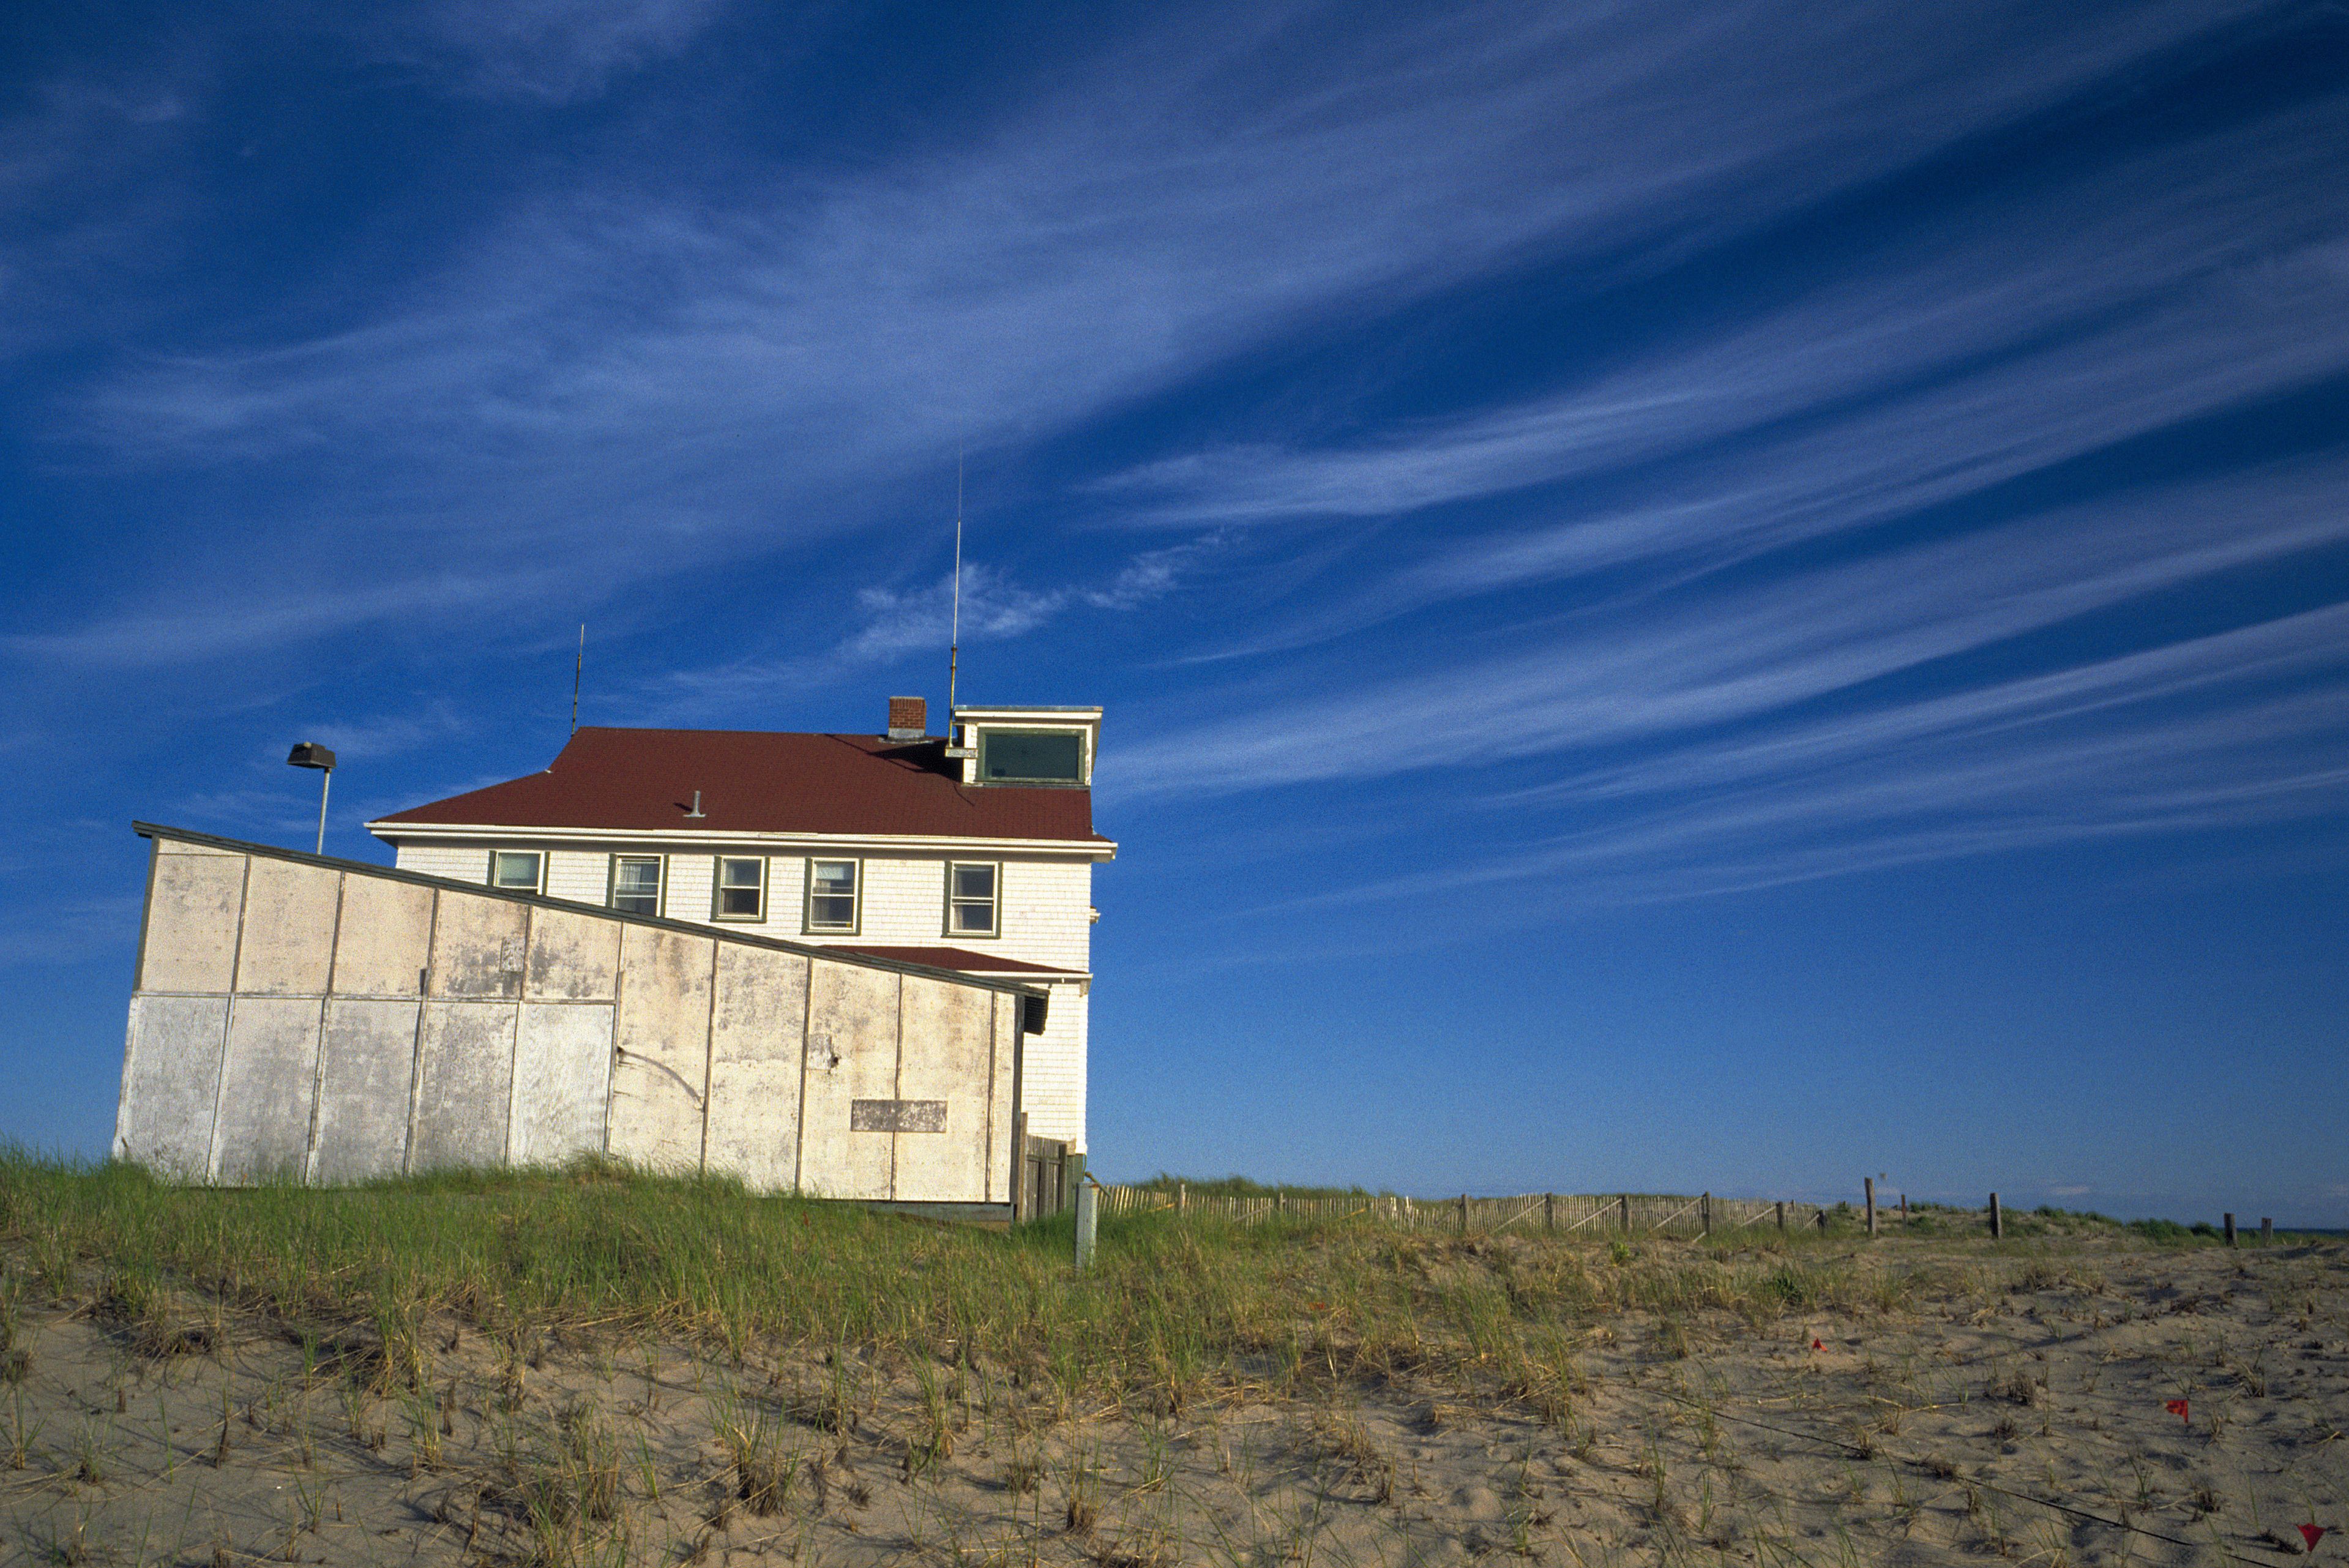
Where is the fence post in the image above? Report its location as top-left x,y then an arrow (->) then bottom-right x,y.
1011,1112 -> 1029,1223
1701,1192 -> 1711,1238
2224,1212 -> 2236,1247
2261,1217 -> 2273,1243
1775,1200 -> 1785,1232
1989,1192 -> 2002,1239
1176,1180 -> 1187,1216
1545,1192 -> 1555,1233
1900,1193 -> 1908,1228
1816,1207 -> 1828,1234
1276,1191 -> 1287,1219
1864,1178 -> 1876,1238
1458,1193 -> 1470,1234
1074,1179 -> 1097,1271
1619,1193 -> 1630,1234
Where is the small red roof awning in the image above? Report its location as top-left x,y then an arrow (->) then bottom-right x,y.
837,946 -> 1084,977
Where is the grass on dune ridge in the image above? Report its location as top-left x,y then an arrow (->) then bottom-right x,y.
0,1149 -> 2183,1408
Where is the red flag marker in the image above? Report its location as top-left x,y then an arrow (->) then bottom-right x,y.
2300,1523 -> 2326,1551
1810,1338 -> 1824,1351
2164,1398 -> 2189,1423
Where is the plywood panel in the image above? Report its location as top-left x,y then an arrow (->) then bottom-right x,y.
526,906 -> 621,1001
798,960 -> 898,1199
141,852 -> 246,993
892,976 -> 993,1203
704,946 -> 809,1192
213,997 -> 322,1183
314,999 -> 420,1183
608,927 -> 713,1174
116,995 -> 227,1179
429,894 -> 529,999
330,879 -> 435,998
511,1003 -> 614,1165
233,861 -> 340,995
412,1002 -> 516,1170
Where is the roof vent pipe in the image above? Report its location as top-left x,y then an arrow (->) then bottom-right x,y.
685,790 -> 704,819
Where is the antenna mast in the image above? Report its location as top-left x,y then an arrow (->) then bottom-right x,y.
570,624 -> 584,735
947,449 -> 963,719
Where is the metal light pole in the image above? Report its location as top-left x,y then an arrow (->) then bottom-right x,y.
287,742 -> 336,855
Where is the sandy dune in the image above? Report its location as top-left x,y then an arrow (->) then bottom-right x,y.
5,1238 -> 2345,1566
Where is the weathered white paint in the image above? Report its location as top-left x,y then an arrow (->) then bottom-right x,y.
233,860 -> 341,996
212,996 -> 323,1183
313,998 -> 420,1183
328,877 -> 435,997
386,841 -> 1097,1148
510,1003 -> 614,1165
704,945 -> 809,1192
141,846 -> 247,993
607,926 -> 714,1174
116,995 -> 229,1178
119,827 -> 1042,1204
412,1002 -> 517,1171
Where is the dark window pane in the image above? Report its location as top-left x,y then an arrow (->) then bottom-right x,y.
952,864 -> 994,899
810,895 -> 856,927
950,903 -> 992,934
979,730 -> 1083,783
491,852 -> 539,889
719,886 -> 761,916
812,861 -> 856,892
720,857 -> 762,889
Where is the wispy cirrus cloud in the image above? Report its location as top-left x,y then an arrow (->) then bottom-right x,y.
646,539 -> 1221,719
26,0 -> 2259,663
1206,599 -> 2349,914
1111,463 -> 2349,802
374,0 -> 739,102
1098,95 -> 2349,653
1108,455 -> 2349,908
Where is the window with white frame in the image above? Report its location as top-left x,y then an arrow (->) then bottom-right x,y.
610,856 -> 663,916
490,851 -> 543,892
805,859 -> 859,933
947,861 -> 999,937
714,856 -> 766,921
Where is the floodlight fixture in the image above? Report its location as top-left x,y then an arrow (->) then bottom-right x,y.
286,742 -> 336,854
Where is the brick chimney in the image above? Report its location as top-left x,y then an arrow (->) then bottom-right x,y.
886,696 -> 927,741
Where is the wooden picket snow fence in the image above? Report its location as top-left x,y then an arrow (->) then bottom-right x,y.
1095,1185 -> 1806,1238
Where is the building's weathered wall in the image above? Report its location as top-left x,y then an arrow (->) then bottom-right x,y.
389,840 -> 1093,1149
119,829 -> 1034,1203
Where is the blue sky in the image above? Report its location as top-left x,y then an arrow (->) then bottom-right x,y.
4,0 -> 2346,1223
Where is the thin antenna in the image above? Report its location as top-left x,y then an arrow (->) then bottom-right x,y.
571,623 -> 585,735
947,447 -> 963,719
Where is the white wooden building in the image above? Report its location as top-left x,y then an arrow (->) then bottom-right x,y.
366,699 -> 1111,1151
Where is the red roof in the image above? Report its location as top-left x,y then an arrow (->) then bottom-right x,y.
372,727 -> 1108,844
838,946 -> 1084,976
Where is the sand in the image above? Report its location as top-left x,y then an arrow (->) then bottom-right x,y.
5,1238 -> 2345,1566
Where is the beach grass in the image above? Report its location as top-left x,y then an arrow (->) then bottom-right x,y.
0,1148 -> 2217,1412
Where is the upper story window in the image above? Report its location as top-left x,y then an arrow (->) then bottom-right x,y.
977,728 -> 1085,785
714,856 -> 766,922
947,862 -> 999,938
490,851 -> 543,893
610,856 -> 663,917
805,859 -> 859,933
